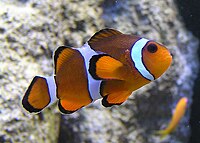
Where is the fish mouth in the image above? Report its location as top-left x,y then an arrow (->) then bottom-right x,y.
163,55 -> 172,68
162,49 -> 173,63
169,51 -> 173,57
167,52 -> 173,62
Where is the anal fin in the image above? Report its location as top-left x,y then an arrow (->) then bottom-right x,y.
58,100 -> 84,114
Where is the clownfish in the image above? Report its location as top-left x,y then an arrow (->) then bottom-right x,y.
22,28 -> 172,114
156,97 -> 188,138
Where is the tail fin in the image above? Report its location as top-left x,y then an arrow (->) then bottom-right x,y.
22,76 -> 57,113
154,129 -> 169,139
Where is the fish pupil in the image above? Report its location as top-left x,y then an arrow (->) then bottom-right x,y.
147,44 -> 158,53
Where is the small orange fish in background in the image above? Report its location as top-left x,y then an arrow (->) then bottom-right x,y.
22,28 -> 172,114
156,97 -> 188,138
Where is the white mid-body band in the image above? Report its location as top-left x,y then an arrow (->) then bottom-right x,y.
73,43 -> 102,101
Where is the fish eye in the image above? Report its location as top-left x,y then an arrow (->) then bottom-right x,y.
147,44 -> 158,53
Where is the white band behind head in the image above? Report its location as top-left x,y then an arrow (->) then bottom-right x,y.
131,38 -> 155,81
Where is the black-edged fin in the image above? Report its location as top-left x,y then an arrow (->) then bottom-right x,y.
54,46 -> 75,74
102,95 -> 123,107
22,76 -> 51,113
101,91 -> 131,107
89,54 -> 126,80
58,100 -> 83,114
88,28 -> 122,45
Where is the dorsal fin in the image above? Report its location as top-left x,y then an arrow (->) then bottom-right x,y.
54,46 -> 76,74
88,28 -> 123,44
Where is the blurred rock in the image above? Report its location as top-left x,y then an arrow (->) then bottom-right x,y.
176,0 -> 200,142
0,0 -> 199,143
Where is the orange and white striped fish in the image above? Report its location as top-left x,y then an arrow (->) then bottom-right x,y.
156,97 -> 188,138
22,28 -> 172,114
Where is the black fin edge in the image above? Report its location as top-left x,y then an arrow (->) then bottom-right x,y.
89,54 -> 109,80
54,46 -> 70,74
100,81 -> 123,107
102,95 -> 123,107
100,81 -> 105,97
58,100 -> 77,114
22,76 -> 44,113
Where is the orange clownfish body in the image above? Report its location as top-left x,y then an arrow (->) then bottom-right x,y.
22,28 -> 172,114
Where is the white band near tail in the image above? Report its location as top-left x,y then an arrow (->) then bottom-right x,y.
46,76 -> 57,106
73,43 -> 102,101
131,38 -> 155,81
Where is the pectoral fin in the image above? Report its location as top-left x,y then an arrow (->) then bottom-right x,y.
89,54 -> 127,80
